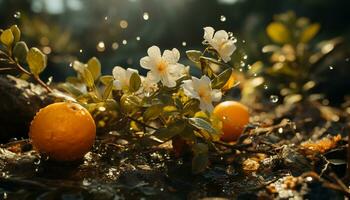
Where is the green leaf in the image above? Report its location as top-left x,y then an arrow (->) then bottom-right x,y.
26,47 -> 47,76
129,72 -> 141,92
120,94 -> 141,114
13,41 -> 28,63
186,50 -> 202,64
188,117 -> 218,136
300,23 -> 320,43
192,143 -> 209,154
153,120 -> 186,141
100,75 -> 114,85
10,25 -> 21,43
211,68 -> 233,89
266,22 -> 291,44
58,82 -> 83,97
143,104 -> 163,122
183,99 -> 200,115
192,153 -> 209,174
102,80 -> 114,100
87,57 -> 101,81
0,29 -> 14,46
82,67 -> 95,88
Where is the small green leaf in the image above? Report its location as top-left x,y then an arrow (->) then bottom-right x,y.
211,68 -> 233,89
300,23 -> 320,43
266,22 -> 291,44
129,72 -> 141,92
0,29 -> 14,47
120,94 -> 141,114
26,47 -> 47,75
87,57 -> 101,81
13,41 -> 28,63
100,75 -> 114,85
102,80 -> 114,100
192,143 -> 209,154
153,120 -> 186,141
183,99 -> 200,115
58,83 -> 83,97
143,104 -> 163,121
188,117 -> 218,136
82,67 -> 95,88
186,50 -> 202,63
192,153 -> 209,174
10,25 -> 21,43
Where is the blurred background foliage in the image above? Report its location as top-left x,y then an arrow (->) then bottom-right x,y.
0,0 -> 349,103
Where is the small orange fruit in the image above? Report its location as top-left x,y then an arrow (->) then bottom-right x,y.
213,101 -> 249,142
29,102 -> 96,161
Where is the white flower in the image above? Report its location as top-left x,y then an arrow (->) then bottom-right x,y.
140,45 -> 185,88
203,26 -> 236,63
112,66 -> 139,91
182,76 -> 222,112
140,74 -> 158,96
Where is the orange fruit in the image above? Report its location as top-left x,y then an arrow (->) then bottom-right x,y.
213,101 -> 249,142
29,102 -> 96,161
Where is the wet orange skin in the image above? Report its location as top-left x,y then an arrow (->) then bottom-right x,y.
29,102 -> 96,161
213,101 -> 250,142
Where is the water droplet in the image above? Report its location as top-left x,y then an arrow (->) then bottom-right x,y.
227,32 -> 233,37
263,84 -> 268,89
329,65 -> 334,70
79,49 -> 83,53
122,40 -> 127,45
232,37 -> 237,43
96,41 -> 105,52
239,68 -> 243,72
127,58 -> 133,65
42,46 -> 51,54
243,55 -> 248,60
3,192 -> 7,199
160,187 -> 164,192
47,76 -> 53,85
119,20 -> 128,29
242,40 -> 246,43
220,15 -> 226,22
69,63 -> 73,67
143,12 -> 149,20
136,36 -> 141,41
247,65 -> 252,70
13,11 -> 21,19
253,73 -> 257,77
182,41 -> 187,46
269,95 -> 279,103
278,127 -> 283,134
112,42 -> 119,50
346,58 -> 349,62
104,16 -> 108,21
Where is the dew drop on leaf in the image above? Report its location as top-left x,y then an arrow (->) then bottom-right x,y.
13,11 -> 21,19
143,12 -> 149,20
122,40 -> 127,45
220,15 -> 226,22
270,95 -> 279,103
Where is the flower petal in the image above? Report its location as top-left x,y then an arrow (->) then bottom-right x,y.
140,57 -> 153,70
147,45 -> 161,59
203,27 -> 215,42
112,66 -> 126,80
199,101 -> 214,113
163,48 -> 180,64
161,72 -> 176,87
113,80 -> 122,90
182,80 -> 199,99
219,41 -> 236,63
213,30 -> 229,42
146,71 -> 161,84
211,89 -> 222,102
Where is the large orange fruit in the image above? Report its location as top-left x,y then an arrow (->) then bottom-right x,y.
29,102 -> 96,161
213,101 -> 249,142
